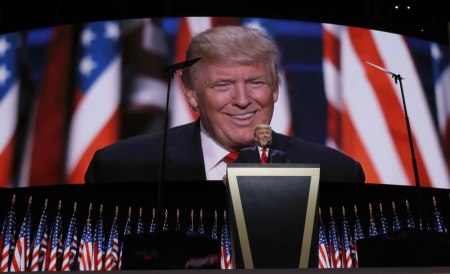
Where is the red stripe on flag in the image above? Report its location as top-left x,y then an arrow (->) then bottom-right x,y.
348,28 -> 432,187
0,137 -> 14,187
323,28 -> 341,69
68,111 -> 119,184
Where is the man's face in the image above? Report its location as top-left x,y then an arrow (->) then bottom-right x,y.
254,128 -> 272,148
184,61 -> 279,151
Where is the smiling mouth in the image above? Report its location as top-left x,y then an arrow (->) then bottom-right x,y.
228,111 -> 257,120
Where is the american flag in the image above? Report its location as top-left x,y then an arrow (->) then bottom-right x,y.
352,205 -> 364,268
378,203 -> 390,235
220,211 -> 232,270
368,203 -> 378,237
210,211 -> 218,240
431,42 -> 450,169
43,202 -> 63,271
432,196 -> 447,233
174,209 -> 181,232
328,207 -> 341,268
0,197 -> 17,272
93,207 -> 105,271
117,207 -> 131,271
29,202 -> 48,271
10,199 -> 32,272
197,210 -> 205,235
391,201 -> 401,232
65,21 -> 121,184
17,26 -> 75,187
322,23 -> 449,188
162,209 -> 169,232
0,33 -> 20,187
148,208 -> 157,233
61,206 -> 78,271
405,199 -> 416,230
104,209 -> 119,271
136,208 -> 144,235
340,207 -> 353,268
188,210 -> 194,232
317,208 -> 330,268
78,206 -> 93,271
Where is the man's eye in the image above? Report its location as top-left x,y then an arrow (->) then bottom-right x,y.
249,81 -> 265,88
213,83 -> 231,91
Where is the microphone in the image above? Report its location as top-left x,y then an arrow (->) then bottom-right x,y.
161,57 -> 202,75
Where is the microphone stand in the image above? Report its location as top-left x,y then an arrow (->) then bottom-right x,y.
157,57 -> 201,227
364,60 -> 424,226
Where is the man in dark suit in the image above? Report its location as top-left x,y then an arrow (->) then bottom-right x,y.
235,124 -> 287,164
85,26 -> 365,184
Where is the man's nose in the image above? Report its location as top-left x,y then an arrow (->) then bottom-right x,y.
231,83 -> 251,107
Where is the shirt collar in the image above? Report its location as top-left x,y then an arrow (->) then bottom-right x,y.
200,122 -> 229,172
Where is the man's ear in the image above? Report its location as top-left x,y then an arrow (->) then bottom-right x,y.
273,86 -> 279,103
181,84 -> 199,112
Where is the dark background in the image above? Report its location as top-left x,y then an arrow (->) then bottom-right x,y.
0,0 -> 449,45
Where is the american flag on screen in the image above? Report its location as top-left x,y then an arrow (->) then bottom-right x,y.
29,203 -> 48,271
61,207 -> 78,271
10,200 -> 32,272
18,26 -> 75,187
0,197 -> 17,272
431,42 -> 450,169
322,23 -> 450,188
317,208 -> 330,269
0,33 -> 20,187
43,202 -> 62,271
66,21 -> 121,184
104,211 -> 119,271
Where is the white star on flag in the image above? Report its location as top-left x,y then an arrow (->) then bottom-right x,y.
79,55 -> 96,76
0,65 -> 10,85
104,22 -> 120,40
82,28 -> 96,46
0,38 -> 10,56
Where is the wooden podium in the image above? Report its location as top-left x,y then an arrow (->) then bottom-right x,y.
226,164 -> 320,269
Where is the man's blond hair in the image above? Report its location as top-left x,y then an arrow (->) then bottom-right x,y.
254,124 -> 272,137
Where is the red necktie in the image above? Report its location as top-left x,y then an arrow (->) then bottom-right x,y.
261,147 -> 268,164
223,151 -> 239,164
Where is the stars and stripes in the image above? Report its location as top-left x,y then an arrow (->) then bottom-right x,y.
43,201 -> 63,271
352,205 -> 364,268
318,208 -> 330,268
0,196 -> 17,272
117,207 -> 131,271
10,198 -> 32,272
341,207 -> 353,268
328,207 -> 341,268
378,203 -> 390,235
322,23 -> 450,188
29,202 -> 48,271
93,206 -> 105,271
220,211 -> 232,270
61,205 -> 78,271
391,201 -> 401,232
66,21 -> 121,184
104,208 -> 119,271
136,208 -> 144,235
0,33 -> 20,187
78,206 -> 93,271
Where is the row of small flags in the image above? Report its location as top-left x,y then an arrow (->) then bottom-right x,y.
318,195 -> 448,268
0,195 -> 233,271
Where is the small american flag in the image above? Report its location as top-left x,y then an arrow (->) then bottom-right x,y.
29,201 -> 48,271
432,196 -> 447,233
328,207 -> 341,268
368,203 -> 379,237
117,207 -> 131,271
197,210 -> 205,235
378,203 -> 390,235
61,206 -> 78,271
78,205 -> 93,271
317,208 -> 330,268
211,211 -> 218,240
43,201 -> 63,271
405,199 -> 416,230
10,198 -> 32,272
0,196 -> 17,272
149,208 -> 157,233
104,208 -> 119,271
93,206 -> 105,271
391,201 -> 401,232
341,207 -> 353,268
220,211 -> 232,270
136,208 -> 144,235
352,205 -> 364,268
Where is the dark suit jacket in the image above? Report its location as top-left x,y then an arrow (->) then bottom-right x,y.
235,146 -> 288,164
85,120 -> 365,183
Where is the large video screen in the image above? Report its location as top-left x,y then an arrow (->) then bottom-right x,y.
1,17 -> 449,188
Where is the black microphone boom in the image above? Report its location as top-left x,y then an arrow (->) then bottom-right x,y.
156,57 -> 201,226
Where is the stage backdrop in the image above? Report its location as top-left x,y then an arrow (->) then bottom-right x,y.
0,17 -> 449,188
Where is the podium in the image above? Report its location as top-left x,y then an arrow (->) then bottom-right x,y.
226,164 -> 320,269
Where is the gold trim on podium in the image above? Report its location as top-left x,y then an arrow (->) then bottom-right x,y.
227,165 -> 320,269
